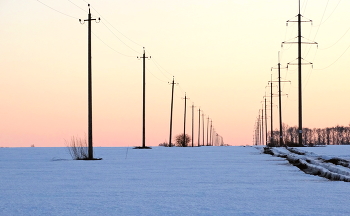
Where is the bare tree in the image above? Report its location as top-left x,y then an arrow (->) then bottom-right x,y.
278,124 -> 350,146
175,134 -> 191,147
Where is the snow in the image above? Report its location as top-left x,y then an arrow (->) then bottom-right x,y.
297,146 -> 350,160
1,146 -> 350,215
265,146 -> 350,182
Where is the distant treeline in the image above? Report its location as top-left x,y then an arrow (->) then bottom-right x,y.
270,124 -> 350,146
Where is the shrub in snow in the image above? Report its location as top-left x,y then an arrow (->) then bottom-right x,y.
175,134 -> 191,147
159,142 -> 170,147
66,136 -> 89,160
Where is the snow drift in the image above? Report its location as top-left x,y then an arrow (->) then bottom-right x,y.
263,146 -> 350,182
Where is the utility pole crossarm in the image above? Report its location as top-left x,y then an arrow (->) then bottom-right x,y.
287,59 -> 314,67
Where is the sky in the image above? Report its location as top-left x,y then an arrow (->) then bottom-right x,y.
1,0 -> 350,147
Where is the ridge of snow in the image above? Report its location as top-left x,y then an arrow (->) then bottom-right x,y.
263,147 -> 350,182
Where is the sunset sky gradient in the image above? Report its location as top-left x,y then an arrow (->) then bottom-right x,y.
1,0 -> 349,147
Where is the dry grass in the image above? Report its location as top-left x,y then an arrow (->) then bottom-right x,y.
66,136 -> 89,160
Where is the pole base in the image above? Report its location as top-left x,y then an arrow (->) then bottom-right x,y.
79,158 -> 103,160
133,146 -> 152,149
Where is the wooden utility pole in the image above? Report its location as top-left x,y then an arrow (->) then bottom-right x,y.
202,113 -> 205,146
297,2 -> 303,146
258,109 -> 262,145
136,48 -> 151,149
79,4 -> 100,159
206,116 -> 209,146
212,128 -> 215,146
198,108 -> 201,147
270,75 -> 273,145
209,120 -> 212,146
271,52 -> 290,146
191,103 -> 196,147
182,93 -> 189,146
278,59 -> 283,146
264,96 -> 268,145
168,77 -> 177,147
282,0 -> 317,146
261,108 -> 264,146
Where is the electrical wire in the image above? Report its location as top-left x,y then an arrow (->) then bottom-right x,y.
177,84 -> 186,96
314,0 -> 329,30
88,4 -> 144,49
321,26 -> 350,50
303,0 -> 328,59
315,0 -> 342,27
302,65 -> 314,91
101,21 -> 140,54
92,32 -> 135,57
302,0 -> 308,14
36,0 -> 79,19
314,43 -> 350,70
38,0 -> 210,124
150,60 -> 173,81
67,0 -> 87,13
76,2 -> 143,54
146,51 -> 173,77
146,68 -> 168,83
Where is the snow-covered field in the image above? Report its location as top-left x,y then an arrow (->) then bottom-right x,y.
1,146 -> 350,215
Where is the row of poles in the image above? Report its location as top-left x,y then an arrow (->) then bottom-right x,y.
254,55 -> 289,146
139,37 -> 224,149
81,5 -> 224,158
169,82 -> 224,147
254,0 -> 317,147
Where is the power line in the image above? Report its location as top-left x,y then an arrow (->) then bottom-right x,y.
68,0 -> 87,13
84,5 -> 199,113
146,68 -> 168,83
149,58 -> 173,81
36,0 -> 79,19
88,4 -> 144,48
320,26 -> 350,50
315,0 -> 342,27
303,0 -> 329,59
301,0 -> 308,14
302,65 -> 314,91
100,21 -> 140,54
38,0 -> 208,136
92,32 -> 135,57
314,43 -> 350,70
177,84 -> 186,95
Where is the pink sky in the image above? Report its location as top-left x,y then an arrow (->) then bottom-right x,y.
1,0 -> 350,147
